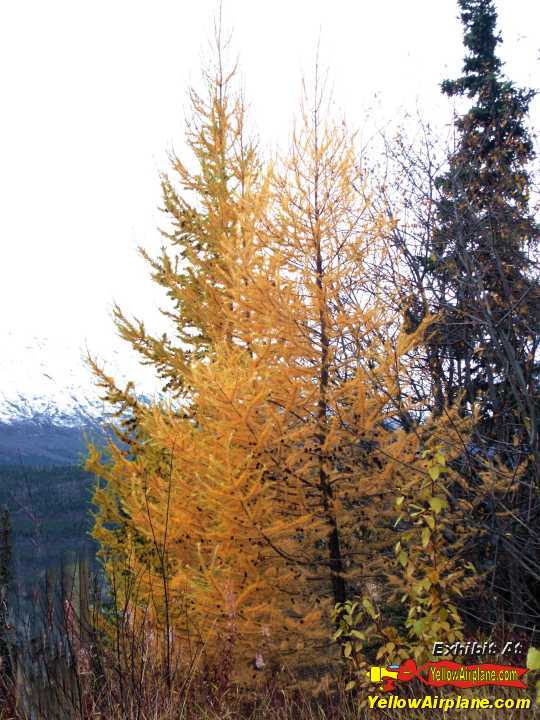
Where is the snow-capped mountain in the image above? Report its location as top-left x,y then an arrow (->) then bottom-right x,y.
0,331 -> 163,465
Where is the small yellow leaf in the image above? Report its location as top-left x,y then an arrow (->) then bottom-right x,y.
434,450 -> 446,466
429,496 -> 448,514
527,647 -> 540,671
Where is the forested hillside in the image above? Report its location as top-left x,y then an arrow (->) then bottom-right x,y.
0,463 -> 98,588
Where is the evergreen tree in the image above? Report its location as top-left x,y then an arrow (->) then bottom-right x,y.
426,0 -> 540,630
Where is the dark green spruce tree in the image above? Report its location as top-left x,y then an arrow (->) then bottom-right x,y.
425,0 -> 539,633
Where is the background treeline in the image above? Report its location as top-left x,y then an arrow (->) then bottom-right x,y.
367,0 -> 540,635
0,464 -> 98,589
1,1 -> 539,718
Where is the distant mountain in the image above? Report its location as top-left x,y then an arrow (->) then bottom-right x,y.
0,418 -> 109,467
0,412 -> 108,603
0,331 -> 170,465
0,383 -> 121,466
0,410 -> 110,607
0,329 -> 166,423
0,332 -> 172,628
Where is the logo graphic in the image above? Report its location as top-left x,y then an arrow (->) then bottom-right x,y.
369,660 -> 528,692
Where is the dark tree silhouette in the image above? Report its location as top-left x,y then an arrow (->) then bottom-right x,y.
426,0 -> 540,632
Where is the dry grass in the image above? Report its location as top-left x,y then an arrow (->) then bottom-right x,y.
0,559 -> 537,719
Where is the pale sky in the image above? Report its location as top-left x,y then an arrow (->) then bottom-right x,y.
1,1 -> 538,409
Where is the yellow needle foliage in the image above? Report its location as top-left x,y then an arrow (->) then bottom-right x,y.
86,55 -> 473,688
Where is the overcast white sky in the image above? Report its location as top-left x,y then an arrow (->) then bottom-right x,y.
0,0 -> 539,406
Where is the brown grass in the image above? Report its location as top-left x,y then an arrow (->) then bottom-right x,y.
0,560 -> 537,720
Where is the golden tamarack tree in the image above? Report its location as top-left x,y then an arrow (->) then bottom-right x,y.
86,49 -> 478,688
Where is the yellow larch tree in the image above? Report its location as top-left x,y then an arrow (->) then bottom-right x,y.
87,55 -> 475,690
85,29 -> 273,678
